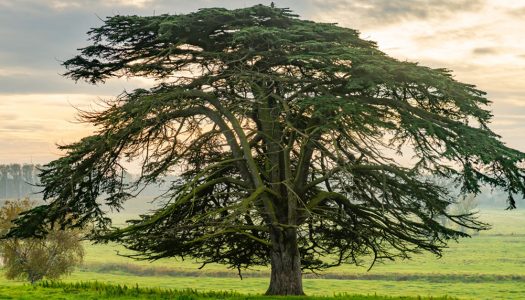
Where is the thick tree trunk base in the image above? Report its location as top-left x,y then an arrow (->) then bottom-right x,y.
265,271 -> 305,295
265,227 -> 305,296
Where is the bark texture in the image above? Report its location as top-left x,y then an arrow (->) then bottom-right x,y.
265,227 -> 304,295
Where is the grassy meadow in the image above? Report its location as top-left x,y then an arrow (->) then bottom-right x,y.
0,208 -> 524,299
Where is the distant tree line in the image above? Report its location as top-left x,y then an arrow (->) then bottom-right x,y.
0,164 -> 41,200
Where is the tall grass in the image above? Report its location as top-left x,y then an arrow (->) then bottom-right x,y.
40,280 -> 241,298
36,281 -> 459,299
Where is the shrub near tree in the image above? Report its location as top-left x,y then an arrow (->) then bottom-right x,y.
8,5 -> 525,295
0,198 -> 84,284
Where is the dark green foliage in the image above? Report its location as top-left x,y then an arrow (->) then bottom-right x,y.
6,4 -> 525,295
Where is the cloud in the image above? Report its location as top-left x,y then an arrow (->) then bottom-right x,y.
0,138 -> 57,165
0,5 -> 96,71
0,124 -> 48,133
0,69 -> 153,95
49,0 -> 154,10
373,4 -> 525,72
472,47 -> 501,55
507,6 -> 525,17
311,0 -> 485,29
0,93 -> 95,163
0,0 -> 298,95
0,114 -> 18,124
1,0 -> 525,162
0,0 -> 155,12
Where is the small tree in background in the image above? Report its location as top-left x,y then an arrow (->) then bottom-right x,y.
0,198 -> 84,284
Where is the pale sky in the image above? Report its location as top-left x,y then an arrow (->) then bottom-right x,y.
1,0 -> 525,165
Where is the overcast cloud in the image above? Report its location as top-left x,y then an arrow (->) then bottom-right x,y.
1,0 -> 525,165
312,0 -> 485,28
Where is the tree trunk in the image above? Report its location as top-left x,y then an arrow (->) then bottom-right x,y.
28,271 -> 42,285
265,227 -> 304,295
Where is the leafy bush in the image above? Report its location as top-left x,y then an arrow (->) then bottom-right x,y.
0,198 -> 84,283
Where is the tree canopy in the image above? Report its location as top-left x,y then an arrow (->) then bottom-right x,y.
7,4 -> 525,295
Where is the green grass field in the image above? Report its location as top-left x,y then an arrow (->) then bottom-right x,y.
1,208 -> 524,299
0,281 -> 462,300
